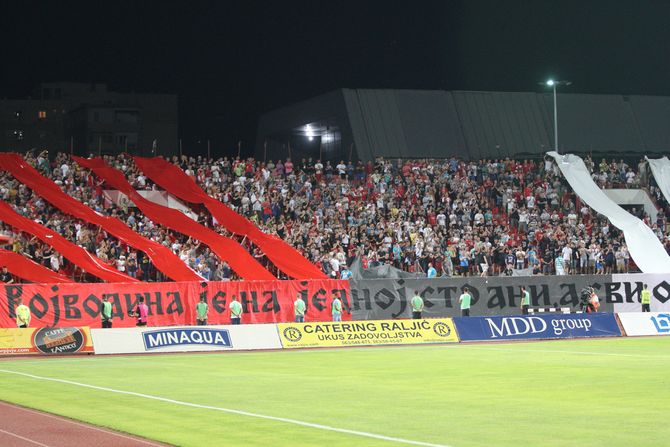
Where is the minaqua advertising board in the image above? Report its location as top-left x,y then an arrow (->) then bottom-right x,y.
0,327 -> 93,355
455,313 -> 621,342
617,312 -> 670,336
91,324 -> 282,354
277,318 -> 459,349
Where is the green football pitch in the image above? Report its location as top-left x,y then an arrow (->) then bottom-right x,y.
1,337 -> 668,447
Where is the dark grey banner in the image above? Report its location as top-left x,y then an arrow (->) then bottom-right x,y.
349,275 -> 615,320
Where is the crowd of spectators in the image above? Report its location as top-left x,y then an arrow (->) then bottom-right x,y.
1,148 -> 669,283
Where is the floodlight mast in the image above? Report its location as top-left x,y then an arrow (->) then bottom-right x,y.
541,79 -> 571,154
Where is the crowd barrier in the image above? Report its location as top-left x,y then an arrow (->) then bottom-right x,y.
454,313 -> 622,342
617,312 -> 670,336
3,312 -> 667,355
0,327 -> 93,355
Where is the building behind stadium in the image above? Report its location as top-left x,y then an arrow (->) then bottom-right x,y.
0,82 -> 178,156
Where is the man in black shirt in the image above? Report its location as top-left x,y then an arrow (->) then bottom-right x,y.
1,266 -> 14,283
541,250 -> 554,275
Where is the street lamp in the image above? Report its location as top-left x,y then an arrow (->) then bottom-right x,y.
541,79 -> 571,154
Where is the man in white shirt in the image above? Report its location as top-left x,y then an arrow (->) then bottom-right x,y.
336,161 -> 347,178
561,245 -> 573,274
329,254 -> 340,276
518,209 -> 529,233
567,211 -> 577,225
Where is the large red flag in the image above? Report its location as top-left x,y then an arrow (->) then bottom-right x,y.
0,153 -> 202,282
0,200 -> 137,283
0,249 -> 74,284
133,156 -> 327,280
73,156 -> 275,280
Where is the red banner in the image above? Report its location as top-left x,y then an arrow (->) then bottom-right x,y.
0,249 -> 74,284
133,156 -> 327,280
0,279 -> 352,328
73,156 -> 275,280
0,154 -> 202,282
0,200 -> 137,283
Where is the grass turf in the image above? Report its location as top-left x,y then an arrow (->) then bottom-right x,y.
0,337 -> 668,447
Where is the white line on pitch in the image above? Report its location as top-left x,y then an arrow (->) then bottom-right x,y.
0,428 -> 51,447
0,369 -> 451,447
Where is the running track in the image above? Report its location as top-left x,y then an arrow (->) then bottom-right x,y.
0,401 -> 169,447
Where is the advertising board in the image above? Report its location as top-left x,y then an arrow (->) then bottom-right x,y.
277,318 -> 459,349
617,312 -> 670,336
454,313 -> 621,342
0,327 -> 93,355
91,324 -> 282,354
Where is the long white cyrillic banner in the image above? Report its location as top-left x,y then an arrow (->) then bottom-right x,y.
617,312 -> 670,336
91,324 -> 282,354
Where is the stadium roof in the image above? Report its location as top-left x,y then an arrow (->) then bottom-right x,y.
256,89 -> 670,161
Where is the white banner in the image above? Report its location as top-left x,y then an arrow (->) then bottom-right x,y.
618,312 -> 670,336
646,156 -> 670,205
91,324 -> 282,354
612,273 -> 670,312
549,151 -> 670,273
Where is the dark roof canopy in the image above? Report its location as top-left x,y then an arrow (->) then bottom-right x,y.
256,89 -> 670,162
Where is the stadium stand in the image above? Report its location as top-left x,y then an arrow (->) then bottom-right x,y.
0,150 -> 668,283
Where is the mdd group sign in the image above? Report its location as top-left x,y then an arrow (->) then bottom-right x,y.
277,318 -> 459,348
455,313 -> 622,342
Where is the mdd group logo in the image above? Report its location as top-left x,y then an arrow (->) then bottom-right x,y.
277,318 -> 459,348
455,313 -> 621,342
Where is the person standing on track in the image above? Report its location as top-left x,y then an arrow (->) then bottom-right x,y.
520,286 -> 531,315
129,296 -> 149,327
459,287 -> 472,317
196,296 -> 209,325
411,290 -> 424,319
229,295 -> 243,325
331,295 -> 343,322
641,284 -> 651,312
15,298 -> 31,328
294,293 -> 306,322
100,295 -> 113,328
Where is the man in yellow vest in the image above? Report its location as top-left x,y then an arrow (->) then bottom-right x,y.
16,298 -> 31,328
641,284 -> 651,312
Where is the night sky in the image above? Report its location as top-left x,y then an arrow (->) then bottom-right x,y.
2,0 -> 669,155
